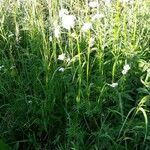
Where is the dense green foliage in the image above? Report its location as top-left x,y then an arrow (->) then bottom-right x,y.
0,0 -> 150,149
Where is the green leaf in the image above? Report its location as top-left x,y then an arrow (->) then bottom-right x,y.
0,140 -> 12,150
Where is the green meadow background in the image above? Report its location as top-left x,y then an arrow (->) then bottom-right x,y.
0,0 -> 150,149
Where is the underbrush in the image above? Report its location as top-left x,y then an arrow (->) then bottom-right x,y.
0,0 -> 150,149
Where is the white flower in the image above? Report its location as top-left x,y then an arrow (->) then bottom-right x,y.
89,37 -> 95,47
49,36 -> 52,41
54,25 -> 60,38
59,9 -> 69,18
122,64 -> 131,75
61,14 -> 76,30
59,67 -> 65,72
123,64 -> 130,71
108,82 -> 118,88
28,100 -> 32,104
104,0 -> 111,6
0,65 -> 4,70
59,8 -> 76,30
122,69 -> 128,75
58,53 -> 66,61
89,1 -> 99,8
81,22 -> 92,32
91,13 -> 104,22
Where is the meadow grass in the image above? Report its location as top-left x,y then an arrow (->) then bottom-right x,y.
0,0 -> 150,149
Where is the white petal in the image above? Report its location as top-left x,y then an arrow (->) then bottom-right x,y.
59,67 -> 65,72
59,9 -> 69,18
62,15 -> 76,30
108,82 -> 118,88
89,1 -> 99,8
58,53 -> 66,61
122,69 -> 127,75
81,23 -> 92,32
123,64 -> 130,71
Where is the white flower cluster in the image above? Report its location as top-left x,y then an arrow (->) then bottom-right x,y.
104,0 -> 112,6
54,9 -> 76,38
108,64 -> 131,88
58,53 -> 65,72
89,1 -> 99,8
62,15 -> 76,30
59,9 -> 69,18
58,53 -> 66,61
122,64 -> 131,75
81,22 -> 92,32
59,9 -> 76,30
54,6 -> 106,38
108,82 -> 118,88
58,53 -> 71,72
